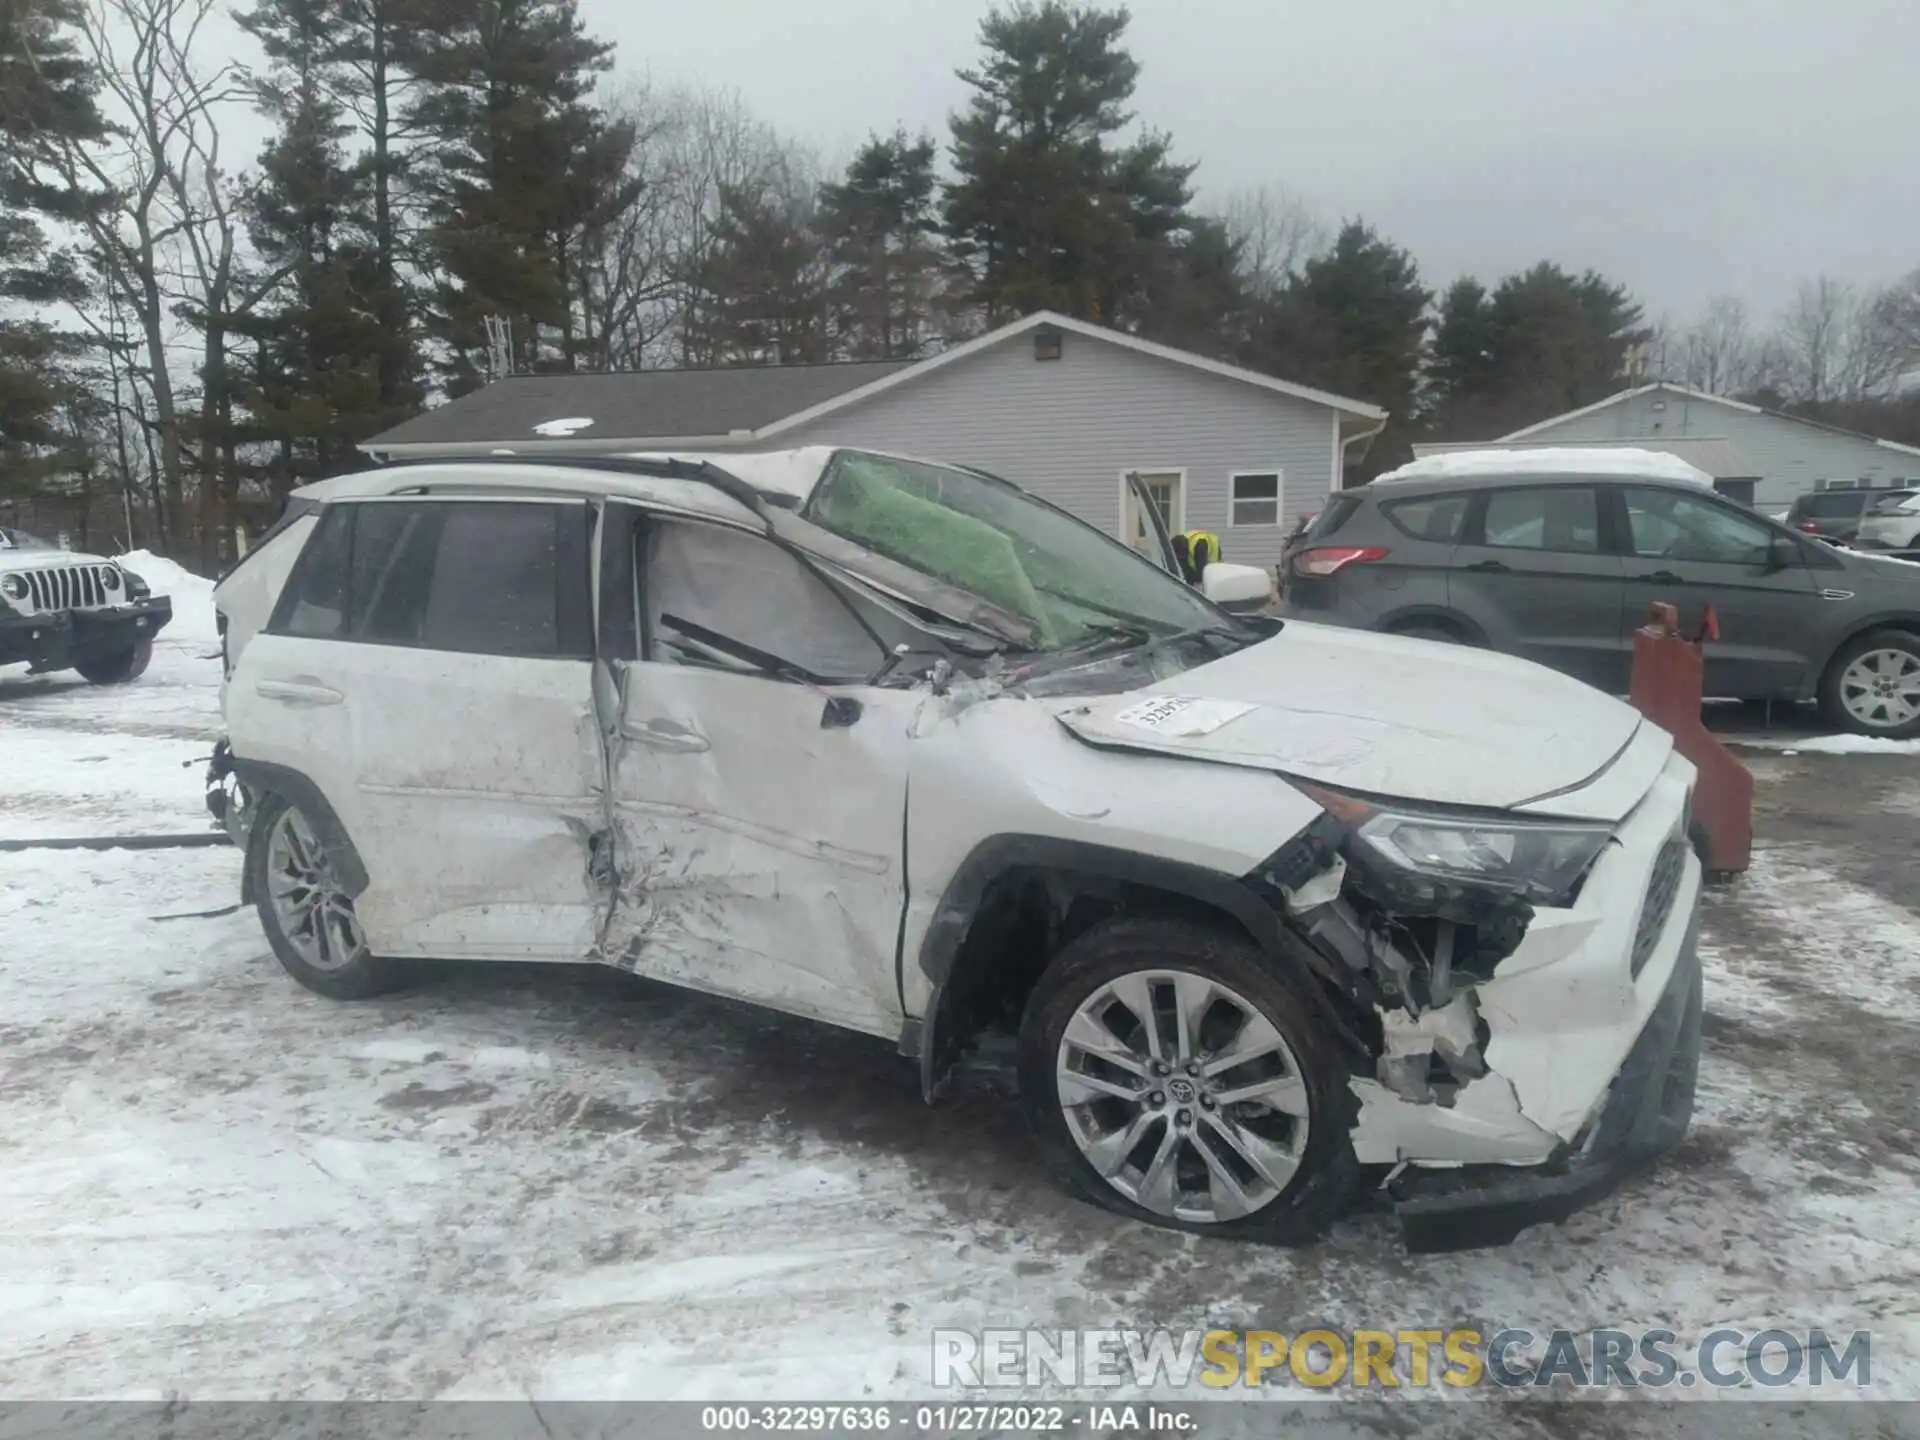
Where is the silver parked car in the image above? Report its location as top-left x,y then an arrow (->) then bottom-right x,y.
1280,448 -> 1920,738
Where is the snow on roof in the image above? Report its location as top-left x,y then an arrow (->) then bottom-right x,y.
1374,446 -> 1715,488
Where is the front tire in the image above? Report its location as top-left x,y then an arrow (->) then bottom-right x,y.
246,792 -> 402,1000
75,639 -> 152,684
1018,918 -> 1357,1244
1820,629 -> 1920,739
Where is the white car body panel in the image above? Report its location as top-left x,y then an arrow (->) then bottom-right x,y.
1349,752 -> 1699,1163
604,664 -> 918,1036
1057,621 -> 1648,816
896,697 -> 1324,1022
1857,497 -> 1920,551
229,632 -> 607,961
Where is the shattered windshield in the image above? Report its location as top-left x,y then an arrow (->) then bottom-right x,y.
802,449 -> 1220,650
0,526 -> 53,551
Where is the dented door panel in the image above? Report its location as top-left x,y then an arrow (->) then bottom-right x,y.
603,665 -> 915,1037
343,646 -> 608,959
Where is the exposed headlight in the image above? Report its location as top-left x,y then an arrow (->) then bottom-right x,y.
102,566 -> 122,590
0,573 -> 25,603
1296,782 -> 1613,907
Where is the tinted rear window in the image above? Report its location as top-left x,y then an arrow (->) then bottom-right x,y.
1796,492 -> 1866,517
267,499 -> 590,657
1380,493 -> 1470,543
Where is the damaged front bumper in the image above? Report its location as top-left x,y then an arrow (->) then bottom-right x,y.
1268,748 -> 1707,1250
1386,906 -> 1702,1251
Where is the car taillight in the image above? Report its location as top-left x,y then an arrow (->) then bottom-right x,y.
1798,520 -> 1821,533
1293,546 -> 1389,578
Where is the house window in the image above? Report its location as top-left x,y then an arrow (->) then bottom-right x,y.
1230,471 -> 1282,527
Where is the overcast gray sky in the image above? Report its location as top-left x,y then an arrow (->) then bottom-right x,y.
590,0 -> 1919,323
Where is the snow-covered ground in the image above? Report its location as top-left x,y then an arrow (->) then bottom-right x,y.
3,582 -> 1918,1411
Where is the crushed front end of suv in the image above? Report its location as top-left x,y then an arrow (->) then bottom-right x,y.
210,446 -> 1704,1252
0,527 -> 173,683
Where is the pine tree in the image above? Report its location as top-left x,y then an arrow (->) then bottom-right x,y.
943,1 -> 1196,327
1248,221 -> 1430,475
404,0 -> 620,389
1132,214 -> 1248,358
680,181 -> 829,367
234,0 -> 387,495
816,130 -> 943,360
1425,263 -> 1647,438
0,0 -> 103,507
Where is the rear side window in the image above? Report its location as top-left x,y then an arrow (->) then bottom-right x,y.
268,499 -> 590,657
1479,486 -> 1602,553
1867,491 -> 1920,516
1380,493 -> 1470,543
274,505 -> 352,638
1307,494 -> 1363,539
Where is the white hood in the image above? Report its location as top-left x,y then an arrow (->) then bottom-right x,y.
1056,621 -> 1646,813
0,547 -> 113,571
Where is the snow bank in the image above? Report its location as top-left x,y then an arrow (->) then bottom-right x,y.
116,549 -> 218,646
1376,447 -> 1715,488
1731,732 -> 1920,756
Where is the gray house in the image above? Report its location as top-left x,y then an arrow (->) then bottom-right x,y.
360,311 -> 1387,571
1412,381 -> 1920,511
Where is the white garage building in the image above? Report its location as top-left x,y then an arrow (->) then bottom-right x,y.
1413,382 -> 1920,511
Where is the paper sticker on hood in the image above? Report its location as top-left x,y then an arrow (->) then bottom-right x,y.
1111,695 -> 1256,737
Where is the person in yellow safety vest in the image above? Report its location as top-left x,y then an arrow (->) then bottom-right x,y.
1183,530 -> 1221,583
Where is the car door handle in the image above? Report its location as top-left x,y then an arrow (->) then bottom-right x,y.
623,719 -> 711,754
1463,559 -> 1509,574
1633,570 -> 1684,584
254,678 -> 343,706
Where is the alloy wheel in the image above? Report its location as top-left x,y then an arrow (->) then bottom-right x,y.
1055,969 -> 1311,1224
265,806 -> 367,973
1839,647 -> 1920,730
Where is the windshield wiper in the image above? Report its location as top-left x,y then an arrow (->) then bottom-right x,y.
1051,622 -> 1157,659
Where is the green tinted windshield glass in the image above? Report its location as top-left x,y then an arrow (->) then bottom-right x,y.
803,450 -> 1219,648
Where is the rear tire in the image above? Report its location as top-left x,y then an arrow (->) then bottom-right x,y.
1018,917 -> 1358,1244
247,791 -> 403,1000
75,639 -> 152,684
1819,629 -> 1920,739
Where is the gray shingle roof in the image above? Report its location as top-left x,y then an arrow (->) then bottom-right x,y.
363,360 -> 917,451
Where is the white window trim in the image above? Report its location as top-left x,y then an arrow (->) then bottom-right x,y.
1116,468 -> 1187,539
1228,468 -> 1285,528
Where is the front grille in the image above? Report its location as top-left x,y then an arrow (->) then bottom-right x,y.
1631,837 -> 1687,978
22,564 -> 118,614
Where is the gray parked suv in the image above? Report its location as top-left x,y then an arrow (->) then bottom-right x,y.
1279,449 -> 1920,738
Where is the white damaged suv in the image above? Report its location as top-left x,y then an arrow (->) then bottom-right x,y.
210,446 -> 1702,1251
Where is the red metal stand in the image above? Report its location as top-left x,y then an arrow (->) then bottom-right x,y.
1628,601 -> 1753,879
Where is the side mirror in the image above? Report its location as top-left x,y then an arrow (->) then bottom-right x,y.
1201,561 -> 1274,611
1766,535 -> 1801,571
